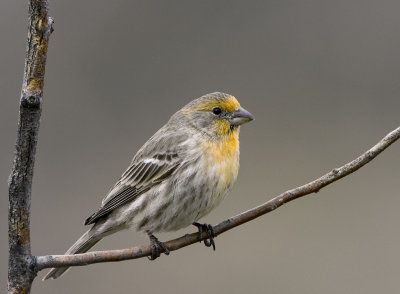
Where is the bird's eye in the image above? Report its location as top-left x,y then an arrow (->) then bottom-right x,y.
212,107 -> 222,115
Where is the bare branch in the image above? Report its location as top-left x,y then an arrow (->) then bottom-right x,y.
8,0 -> 53,293
36,126 -> 400,271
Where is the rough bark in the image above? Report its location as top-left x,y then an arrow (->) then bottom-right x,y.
8,1 -> 53,293
6,0 -> 400,290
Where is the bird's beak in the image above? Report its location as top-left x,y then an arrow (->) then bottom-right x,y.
229,106 -> 255,126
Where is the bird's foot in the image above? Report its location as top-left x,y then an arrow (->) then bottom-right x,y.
193,222 -> 216,251
147,233 -> 170,260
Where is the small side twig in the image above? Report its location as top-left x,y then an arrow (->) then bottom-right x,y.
36,126 -> 400,271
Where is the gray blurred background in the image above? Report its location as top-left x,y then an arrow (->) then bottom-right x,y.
1,0 -> 400,293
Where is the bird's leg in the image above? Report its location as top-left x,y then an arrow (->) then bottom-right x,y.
147,232 -> 170,260
192,222 -> 216,251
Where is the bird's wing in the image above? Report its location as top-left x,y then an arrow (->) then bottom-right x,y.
84,152 -> 181,225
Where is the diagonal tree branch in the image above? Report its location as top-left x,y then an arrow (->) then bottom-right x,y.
35,126 -> 400,271
8,0 -> 53,293
7,0 -> 399,291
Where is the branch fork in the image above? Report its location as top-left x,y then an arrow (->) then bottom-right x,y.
7,1 -> 400,293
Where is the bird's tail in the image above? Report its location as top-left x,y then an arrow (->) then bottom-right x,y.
42,229 -> 101,280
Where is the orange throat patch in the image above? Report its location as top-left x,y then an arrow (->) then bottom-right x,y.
201,128 -> 240,189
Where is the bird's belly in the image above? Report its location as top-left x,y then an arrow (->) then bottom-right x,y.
121,152 -> 238,233
161,152 -> 239,231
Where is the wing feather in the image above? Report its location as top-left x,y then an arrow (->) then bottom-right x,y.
84,154 -> 181,225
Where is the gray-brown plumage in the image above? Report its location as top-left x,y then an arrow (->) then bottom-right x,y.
43,92 -> 254,280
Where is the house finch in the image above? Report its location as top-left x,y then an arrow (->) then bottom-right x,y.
43,92 -> 254,280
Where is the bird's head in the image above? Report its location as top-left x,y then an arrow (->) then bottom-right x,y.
179,92 -> 254,139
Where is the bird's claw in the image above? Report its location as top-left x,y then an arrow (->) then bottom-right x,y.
147,233 -> 170,260
193,222 -> 216,251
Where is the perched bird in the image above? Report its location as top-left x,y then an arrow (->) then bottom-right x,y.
43,92 -> 254,280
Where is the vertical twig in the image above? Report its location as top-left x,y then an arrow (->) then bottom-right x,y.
8,1 -> 53,293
